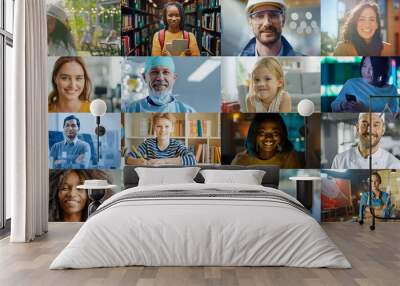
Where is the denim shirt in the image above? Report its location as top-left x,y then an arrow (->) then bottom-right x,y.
239,35 -> 304,56
50,138 -> 91,169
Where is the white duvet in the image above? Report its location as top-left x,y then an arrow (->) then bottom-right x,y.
50,183 -> 351,269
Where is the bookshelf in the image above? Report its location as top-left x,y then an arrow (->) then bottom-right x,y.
184,0 -> 198,37
199,0 -> 221,56
121,0 -> 160,56
181,0 -> 221,56
124,113 -> 221,165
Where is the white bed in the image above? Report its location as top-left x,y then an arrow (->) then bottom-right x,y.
50,182 -> 351,269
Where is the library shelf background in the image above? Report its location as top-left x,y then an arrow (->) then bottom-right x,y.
121,0 -> 221,56
121,0 -> 160,56
123,112 -> 222,165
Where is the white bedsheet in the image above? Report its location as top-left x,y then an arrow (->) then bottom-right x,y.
50,183 -> 351,269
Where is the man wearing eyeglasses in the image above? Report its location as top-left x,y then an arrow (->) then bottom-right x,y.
240,0 -> 302,56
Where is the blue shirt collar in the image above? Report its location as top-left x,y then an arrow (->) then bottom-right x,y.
64,137 -> 78,145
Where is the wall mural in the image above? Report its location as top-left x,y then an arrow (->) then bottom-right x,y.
46,0 -> 400,223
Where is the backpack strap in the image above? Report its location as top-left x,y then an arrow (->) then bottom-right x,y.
183,31 -> 190,48
158,29 -> 165,50
159,29 -> 190,50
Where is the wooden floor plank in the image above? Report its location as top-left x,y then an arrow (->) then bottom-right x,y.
0,222 -> 399,285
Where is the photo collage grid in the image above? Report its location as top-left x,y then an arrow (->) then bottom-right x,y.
47,0 -> 400,222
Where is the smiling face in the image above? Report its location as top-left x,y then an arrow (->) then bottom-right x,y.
356,113 -> 385,149
146,66 -> 176,93
356,7 -> 378,42
154,118 -> 174,141
255,121 -> 282,158
58,171 -> 88,221
166,5 -> 181,30
63,119 -> 79,140
252,66 -> 283,100
55,61 -> 85,102
361,57 -> 373,84
249,4 -> 284,46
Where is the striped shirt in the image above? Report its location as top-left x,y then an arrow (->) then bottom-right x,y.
128,138 -> 197,166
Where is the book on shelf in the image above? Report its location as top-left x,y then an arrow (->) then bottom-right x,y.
201,12 -> 220,32
184,2 -> 197,13
189,119 -> 212,137
133,0 -> 143,10
185,14 -> 197,27
201,32 -> 220,55
202,0 -> 220,9
192,143 -> 221,164
122,15 -> 132,31
172,120 -> 184,137
121,35 -> 131,55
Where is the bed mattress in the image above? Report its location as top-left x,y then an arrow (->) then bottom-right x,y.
50,183 -> 351,269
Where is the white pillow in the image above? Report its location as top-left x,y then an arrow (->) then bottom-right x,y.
136,167 -> 201,186
200,169 -> 266,185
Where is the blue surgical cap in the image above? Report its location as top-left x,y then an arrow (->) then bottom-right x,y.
144,57 -> 175,74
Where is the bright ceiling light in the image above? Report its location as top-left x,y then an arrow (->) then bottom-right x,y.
187,60 -> 220,82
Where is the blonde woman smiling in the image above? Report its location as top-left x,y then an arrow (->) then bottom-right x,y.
246,57 -> 291,112
48,56 -> 92,112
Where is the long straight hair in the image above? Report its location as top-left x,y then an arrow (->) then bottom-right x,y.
48,57 -> 92,106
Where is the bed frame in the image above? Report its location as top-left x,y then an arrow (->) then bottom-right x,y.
123,165 -> 280,189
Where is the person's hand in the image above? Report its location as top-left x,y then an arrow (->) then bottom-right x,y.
161,49 -> 172,56
125,157 -> 147,165
340,100 -> 366,112
184,49 -> 192,56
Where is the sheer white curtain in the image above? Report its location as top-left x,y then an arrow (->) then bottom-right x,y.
7,0 -> 48,242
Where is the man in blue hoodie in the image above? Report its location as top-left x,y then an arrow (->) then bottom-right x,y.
240,0 -> 303,56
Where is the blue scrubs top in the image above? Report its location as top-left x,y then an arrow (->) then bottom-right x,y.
124,96 -> 196,113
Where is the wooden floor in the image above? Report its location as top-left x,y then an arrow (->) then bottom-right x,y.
0,222 -> 399,286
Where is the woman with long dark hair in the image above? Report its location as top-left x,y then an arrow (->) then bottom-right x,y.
334,1 -> 393,56
231,114 -> 301,168
151,1 -> 200,56
47,3 -> 77,56
331,56 -> 398,112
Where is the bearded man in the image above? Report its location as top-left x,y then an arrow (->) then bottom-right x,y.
240,0 -> 303,56
331,113 -> 400,169
125,57 -> 195,112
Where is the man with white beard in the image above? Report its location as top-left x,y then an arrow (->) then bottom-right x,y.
126,57 -> 195,112
331,113 -> 400,169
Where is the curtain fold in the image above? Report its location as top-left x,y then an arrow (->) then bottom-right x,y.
8,0 -> 48,242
